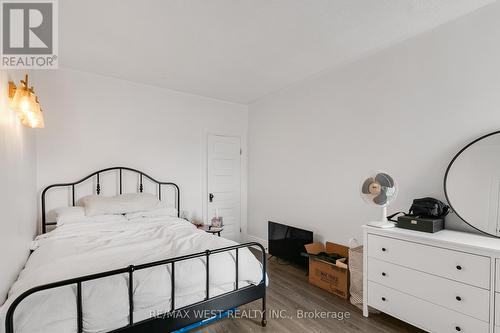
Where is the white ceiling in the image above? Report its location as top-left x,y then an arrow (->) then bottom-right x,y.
60,0 -> 496,104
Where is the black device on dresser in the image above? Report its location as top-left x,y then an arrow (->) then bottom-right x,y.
397,216 -> 444,233
394,197 -> 449,233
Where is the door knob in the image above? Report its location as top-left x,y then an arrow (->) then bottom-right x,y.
209,193 -> 214,202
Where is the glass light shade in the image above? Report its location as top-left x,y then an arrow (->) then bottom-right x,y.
20,93 -> 37,123
10,88 -> 44,128
21,98 -> 45,128
10,87 -> 32,121
9,75 -> 45,128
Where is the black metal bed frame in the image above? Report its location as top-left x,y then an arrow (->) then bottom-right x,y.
7,167 -> 267,333
41,167 -> 181,234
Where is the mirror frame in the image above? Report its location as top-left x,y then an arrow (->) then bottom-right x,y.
444,130 -> 500,237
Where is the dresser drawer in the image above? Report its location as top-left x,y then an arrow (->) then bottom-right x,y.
368,258 -> 489,322
368,282 -> 489,333
367,234 -> 490,289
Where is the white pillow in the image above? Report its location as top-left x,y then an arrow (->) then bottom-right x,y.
80,193 -> 160,217
125,207 -> 178,220
55,206 -> 85,218
58,213 -> 126,226
55,206 -> 127,225
55,206 -> 85,225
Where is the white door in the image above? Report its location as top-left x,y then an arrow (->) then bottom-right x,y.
207,134 -> 241,241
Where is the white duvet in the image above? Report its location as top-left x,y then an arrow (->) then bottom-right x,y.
0,217 -> 264,333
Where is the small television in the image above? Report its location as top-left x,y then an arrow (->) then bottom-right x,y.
268,221 -> 313,267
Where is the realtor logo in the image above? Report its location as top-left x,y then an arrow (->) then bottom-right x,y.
1,0 -> 58,68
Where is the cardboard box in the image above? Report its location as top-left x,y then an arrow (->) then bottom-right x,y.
304,242 -> 350,299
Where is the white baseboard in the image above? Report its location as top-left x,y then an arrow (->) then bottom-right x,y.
246,234 -> 268,252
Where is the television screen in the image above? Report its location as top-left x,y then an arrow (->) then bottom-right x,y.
268,221 -> 313,267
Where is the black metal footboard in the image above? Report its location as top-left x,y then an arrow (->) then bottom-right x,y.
6,242 -> 267,333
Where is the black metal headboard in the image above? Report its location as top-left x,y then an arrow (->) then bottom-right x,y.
41,167 -> 180,234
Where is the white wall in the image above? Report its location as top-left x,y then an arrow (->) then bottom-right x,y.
0,70 -> 38,305
33,69 -> 248,231
247,2 -> 500,246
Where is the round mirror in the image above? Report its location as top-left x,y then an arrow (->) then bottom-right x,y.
445,131 -> 500,236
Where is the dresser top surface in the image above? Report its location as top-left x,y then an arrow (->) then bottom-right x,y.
363,225 -> 500,254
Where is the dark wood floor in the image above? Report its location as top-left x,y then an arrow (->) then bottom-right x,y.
194,254 -> 424,333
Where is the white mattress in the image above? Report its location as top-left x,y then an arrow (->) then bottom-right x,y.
0,217 -> 264,333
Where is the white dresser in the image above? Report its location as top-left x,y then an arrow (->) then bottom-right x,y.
363,226 -> 500,333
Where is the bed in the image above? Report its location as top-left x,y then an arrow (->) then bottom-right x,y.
1,167 -> 266,333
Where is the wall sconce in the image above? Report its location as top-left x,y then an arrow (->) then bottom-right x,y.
9,74 -> 45,128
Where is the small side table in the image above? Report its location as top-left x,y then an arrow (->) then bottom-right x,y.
199,225 -> 224,237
